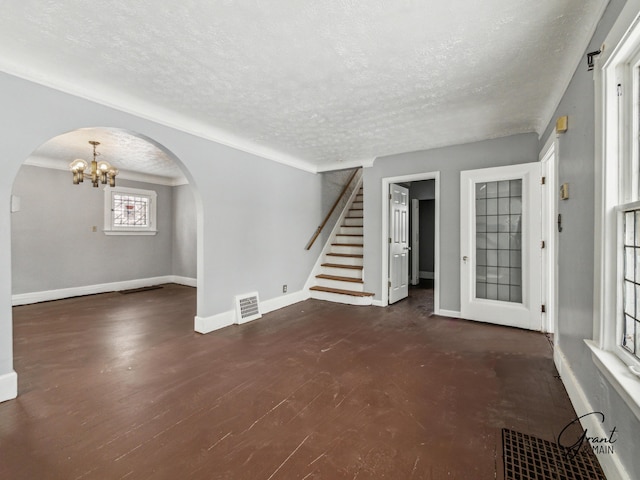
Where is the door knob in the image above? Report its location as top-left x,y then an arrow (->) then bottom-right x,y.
462,256 -> 468,263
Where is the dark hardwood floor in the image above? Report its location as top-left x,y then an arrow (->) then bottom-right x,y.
1,284 -> 579,479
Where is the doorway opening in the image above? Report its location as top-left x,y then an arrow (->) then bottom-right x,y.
381,172 -> 440,313
10,127 -> 201,396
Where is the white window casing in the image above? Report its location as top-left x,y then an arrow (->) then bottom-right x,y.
592,4 -> 640,421
103,186 -> 157,236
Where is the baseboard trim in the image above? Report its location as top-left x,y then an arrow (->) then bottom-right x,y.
12,275 -> 197,306
196,290 -> 310,334
169,276 -> 197,288
194,310 -> 235,334
0,371 -> 18,403
372,299 -> 385,307
261,290 -> 309,315
436,309 -> 461,318
554,346 -> 631,480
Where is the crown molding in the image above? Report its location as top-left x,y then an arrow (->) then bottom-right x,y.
0,65 -> 319,174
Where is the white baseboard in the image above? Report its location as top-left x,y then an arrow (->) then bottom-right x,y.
12,275 -> 197,306
194,310 -> 235,334
0,371 -> 17,403
196,289 -> 310,334
436,309 -> 461,318
420,271 -> 434,280
554,345 -> 631,480
261,289 -> 309,315
372,299 -> 385,307
169,276 -> 197,288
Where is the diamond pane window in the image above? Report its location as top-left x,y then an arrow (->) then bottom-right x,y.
622,207 -> 640,361
104,186 -> 157,235
113,194 -> 149,227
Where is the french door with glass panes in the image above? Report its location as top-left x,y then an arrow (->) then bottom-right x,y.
460,163 -> 543,331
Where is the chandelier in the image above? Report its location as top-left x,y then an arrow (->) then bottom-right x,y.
69,140 -> 119,188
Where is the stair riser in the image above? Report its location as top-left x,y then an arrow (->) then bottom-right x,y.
331,245 -> 363,255
309,290 -> 373,306
355,194 -> 363,201
326,255 -> 363,267
316,278 -> 365,292
335,235 -> 363,245
339,226 -> 363,235
351,201 -> 363,209
349,210 -> 364,218
343,218 -> 363,227
320,266 -> 362,279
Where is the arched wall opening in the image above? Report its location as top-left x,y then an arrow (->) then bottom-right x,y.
4,125 -> 204,401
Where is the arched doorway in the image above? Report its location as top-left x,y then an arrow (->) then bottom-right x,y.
7,126 -> 202,400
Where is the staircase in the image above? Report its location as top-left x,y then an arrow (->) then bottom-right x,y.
309,187 -> 375,305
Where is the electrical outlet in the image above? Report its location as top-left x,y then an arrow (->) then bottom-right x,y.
282,285 -> 287,293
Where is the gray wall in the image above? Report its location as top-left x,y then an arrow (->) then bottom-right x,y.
172,184 -> 197,279
363,132 -> 539,309
11,165 -> 174,294
538,0 -> 639,477
0,70 -> 324,389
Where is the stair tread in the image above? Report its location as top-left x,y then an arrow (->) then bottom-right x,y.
310,286 -> 374,297
321,263 -> 363,270
332,243 -> 364,247
336,234 -> 363,237
316,274 -> 363,283
326,253 -> 363,258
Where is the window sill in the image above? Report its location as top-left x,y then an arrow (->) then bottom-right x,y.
104,230 -> 157,236
585,339 -> 640,422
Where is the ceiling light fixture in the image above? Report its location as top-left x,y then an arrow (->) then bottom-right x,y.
69,141 -> 119,188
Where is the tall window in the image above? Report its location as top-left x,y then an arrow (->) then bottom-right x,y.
599,12 -> 640,368
104,186 -> 157,235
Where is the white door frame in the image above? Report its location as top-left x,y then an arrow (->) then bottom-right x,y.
540,134 -> 558,335
381,172 -> 440,312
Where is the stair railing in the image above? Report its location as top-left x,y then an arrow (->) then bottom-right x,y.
305,168 -> 360,250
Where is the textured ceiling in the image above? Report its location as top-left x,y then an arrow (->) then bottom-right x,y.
26,128 -> 185,183
0,1 -> 607,173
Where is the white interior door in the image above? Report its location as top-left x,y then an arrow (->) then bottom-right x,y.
460,162 -> 542,331
389,184 -> 409,304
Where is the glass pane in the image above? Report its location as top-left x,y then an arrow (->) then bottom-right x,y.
475,178 -> 522,303
625,212 -> 635,246
486,250 -> 498,266
486,182 -> 498,198
625,281 -> 635,316
498,181 -> 510,197
623,316 -> 636,354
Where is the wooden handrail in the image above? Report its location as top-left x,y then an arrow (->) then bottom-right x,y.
305,168 -> 360,250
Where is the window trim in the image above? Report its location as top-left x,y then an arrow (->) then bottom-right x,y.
593,5 -> 640,421
103,186 -> 157,236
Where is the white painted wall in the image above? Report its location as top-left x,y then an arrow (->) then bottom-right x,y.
0,71 -> 324,401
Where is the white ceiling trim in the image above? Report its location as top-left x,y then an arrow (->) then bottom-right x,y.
23,155 -> 188,187
0,65 -> 320,174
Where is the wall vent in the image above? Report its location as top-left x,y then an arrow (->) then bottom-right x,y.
235,292 -> 261,324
